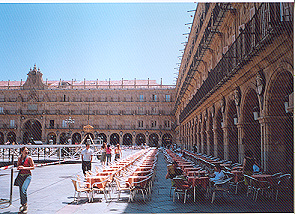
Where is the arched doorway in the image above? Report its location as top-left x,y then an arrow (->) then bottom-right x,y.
123,133 -> 132,145
162,133 -> 172,148
228,101 -> 239,163
266,70 -> 293,173
98,133 -> 107,144
23,119 -> 42,142
135,133 -> 146,145
47,132 -> 56,144
149,133 -> 159,147
0,132 -> 4,145
72,133 -> 81,145
7,132 -> 16,144
216,109 -> 224,159
242,89 -> 261,163
110,133 -> 120,145
208,115 -> 214,156
60,133 -> 67,145
84,133 -> 94,143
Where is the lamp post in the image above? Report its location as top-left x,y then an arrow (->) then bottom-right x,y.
65,117 -> 75,144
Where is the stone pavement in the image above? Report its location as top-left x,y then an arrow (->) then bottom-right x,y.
0,148 -> 293,213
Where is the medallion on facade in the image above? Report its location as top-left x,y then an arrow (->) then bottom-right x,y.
234,86 -> 241,106
255,70 -> 265,96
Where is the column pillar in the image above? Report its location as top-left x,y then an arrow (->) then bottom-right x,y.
222,126 -> 230,160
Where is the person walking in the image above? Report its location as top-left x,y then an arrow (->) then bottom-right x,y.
106,144 -> 112,165
81,142 -> 93,176
100,142 -> 107,166
114,144 -> 122,161
16,146 -> 35,213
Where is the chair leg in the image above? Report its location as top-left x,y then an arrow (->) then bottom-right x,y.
211,191 -> 215,203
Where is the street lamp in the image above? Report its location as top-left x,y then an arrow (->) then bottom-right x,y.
253,106 -> 259,121
65,117 -> 75,144
284,95 -> 289,114
233,114 -> 238,125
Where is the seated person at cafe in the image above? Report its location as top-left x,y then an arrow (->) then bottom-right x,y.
209,164 -> 225,182
165,161 -> 183,179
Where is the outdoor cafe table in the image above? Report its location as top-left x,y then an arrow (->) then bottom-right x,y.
231,170 -> 244,183
184,167 -> 202,174
252,174 -> 275,185
187,176 -> 210,202
186,170 -> 207,177
232,166 -> 243,171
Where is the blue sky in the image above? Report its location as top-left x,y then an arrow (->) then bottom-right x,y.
0,3 -> 196,85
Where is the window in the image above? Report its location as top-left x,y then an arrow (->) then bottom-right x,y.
0,107 -> 3,113
165,94 -> 171,102
152,94 -> 157,101
164,121 -> 170,128
63,95 -> 66,102
62,120 -> 67,128
138,107 -> 144,114
139,95 -> 144,102
49,120 -> 54,129
138,120 -> 143,128
10,120 -> 15,128
151,121 -> 157,128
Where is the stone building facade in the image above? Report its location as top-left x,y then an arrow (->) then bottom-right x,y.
174,2 -> 293,173
0,65 -> 175,147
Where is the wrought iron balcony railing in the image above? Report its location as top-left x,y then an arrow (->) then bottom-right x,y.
179,3 -> 293,123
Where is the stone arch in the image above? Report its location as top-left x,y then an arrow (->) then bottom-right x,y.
216,107 -> 224,159
136,133 -> 146,146
208,114 -> 214,156
227,99 -> 239,163
110,133 -> 120,145
60,132 -> 67,145
149,133 -> 159,147
47,132 -> 57,144
7,131 -> 16,144
240,88 -> 261,163
23,119 -> 42,142
0,132 -> 4,145
72,132 -> 81,144
123,133 -> 132,145
162,133 -> 172,148
264,68 -> 293,173
98,133 -> 107,144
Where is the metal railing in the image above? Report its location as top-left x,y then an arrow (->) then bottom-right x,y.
179,3 -> 293,123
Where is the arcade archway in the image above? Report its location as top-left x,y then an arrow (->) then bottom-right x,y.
135,133 -> 146,145
149,133 -> 159,147
23,119 -> 42,143
123,133 -> 132,145
110,133 -> 120,145
162,133 -> 172,148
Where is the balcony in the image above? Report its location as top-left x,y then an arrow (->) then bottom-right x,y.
179,3 -> 293,123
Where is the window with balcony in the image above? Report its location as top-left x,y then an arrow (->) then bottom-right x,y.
49,120 -> 54,129
0,107 -> 3,113
10,120 -> 15,128
138,120 -> 143,128
165,94 -> 171,102
151,121 -> 157,128
62,120 -> 67,128
164,120 -> 170,128
152,94 -> 157,101
139,95 -> 144,102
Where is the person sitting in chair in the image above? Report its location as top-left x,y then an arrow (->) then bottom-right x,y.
209,164 -> 225,182
166,161 -> 183,179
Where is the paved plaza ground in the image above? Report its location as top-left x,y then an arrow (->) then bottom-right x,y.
0,148 -> 293,214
